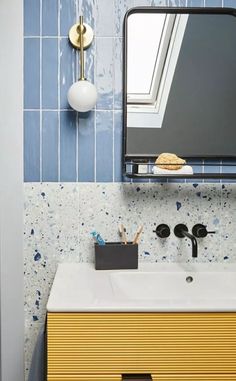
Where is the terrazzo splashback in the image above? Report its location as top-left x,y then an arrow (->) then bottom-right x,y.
24,182 -> 236,377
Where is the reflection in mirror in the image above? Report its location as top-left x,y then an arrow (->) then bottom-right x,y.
127,13 -> 188,129
125,10 -> 236,159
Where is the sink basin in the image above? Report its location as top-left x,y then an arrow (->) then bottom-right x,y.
110,271 -> 236,300
47,262 -> 236,312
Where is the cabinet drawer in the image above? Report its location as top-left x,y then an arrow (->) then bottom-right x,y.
48,312 -> 236,375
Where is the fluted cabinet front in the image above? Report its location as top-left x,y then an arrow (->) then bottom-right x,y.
47,312 -> 236,380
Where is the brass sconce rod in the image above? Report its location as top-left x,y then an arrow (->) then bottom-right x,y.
68,15 -> 94,80
78,16 -> 85,80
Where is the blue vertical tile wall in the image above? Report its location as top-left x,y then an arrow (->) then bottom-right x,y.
42,112 -> 59,181
60,111 -> 77,181
24,0 -> 232,182
24,111 -> 41,181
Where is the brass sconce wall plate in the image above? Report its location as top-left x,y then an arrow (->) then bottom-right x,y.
69,23 -> 94,49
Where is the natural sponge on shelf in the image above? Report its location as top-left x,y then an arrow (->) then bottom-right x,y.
155,153 -> 186,170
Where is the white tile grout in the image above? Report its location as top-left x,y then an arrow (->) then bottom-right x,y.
24,35 -> 123,39
94,1 -> 97,183
57,0 -> 61,182
112,36 -> 115,183
24,108 -> 120,112
75,0 -> 79,182
39,0 -> 43,182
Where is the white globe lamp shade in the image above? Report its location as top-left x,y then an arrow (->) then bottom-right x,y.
67,80 -> 97,112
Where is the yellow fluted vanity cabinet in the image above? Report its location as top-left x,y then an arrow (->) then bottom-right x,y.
47,312 -> 236,381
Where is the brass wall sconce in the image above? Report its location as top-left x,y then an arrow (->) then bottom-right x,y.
67,16 -> 97,112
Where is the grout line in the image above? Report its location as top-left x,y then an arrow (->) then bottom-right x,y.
112,36 -> 115,183
58,0 -> 61,182
24,35 -> 67,39
76,113 -> 79,182
94,2 -> 97,183
24,35 -> 120,39
39,0 -> 43,182
75,0 -> 79,182
24,108 -> 119,112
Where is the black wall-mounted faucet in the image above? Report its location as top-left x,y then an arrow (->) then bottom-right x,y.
192,224 -> 216,238
153,224 -> 171,238
174,224 -> 198,258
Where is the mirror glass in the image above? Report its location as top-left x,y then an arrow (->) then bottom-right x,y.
125,9 -> 236,158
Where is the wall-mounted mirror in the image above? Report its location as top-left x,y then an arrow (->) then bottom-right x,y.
123,7 -> 236,167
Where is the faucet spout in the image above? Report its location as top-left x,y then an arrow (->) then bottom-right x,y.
174,224 -> 198,258
181,230 -> 198,258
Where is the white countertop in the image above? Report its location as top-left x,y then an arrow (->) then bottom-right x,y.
47,262 -> 236,312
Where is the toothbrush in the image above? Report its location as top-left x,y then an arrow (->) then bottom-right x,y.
118,224 -> 128,245
133,225 -> 143,244
90,231 -> 106,246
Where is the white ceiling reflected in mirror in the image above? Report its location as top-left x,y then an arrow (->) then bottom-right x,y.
127,13 -> 188,128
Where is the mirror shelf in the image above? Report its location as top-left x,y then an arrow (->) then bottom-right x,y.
124,160 -> 236,179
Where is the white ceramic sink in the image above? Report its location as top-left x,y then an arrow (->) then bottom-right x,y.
110,271 -> 236,300
47,262 -> 236,312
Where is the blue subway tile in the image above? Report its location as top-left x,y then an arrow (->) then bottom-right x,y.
60,0 -> 76,36
96,38 -> 113,110
186,159 -> 203,183
114,111 -> 123,182
114,38 -> 123,110
187,0 -> 204,5
60,38 -> 76,109
85,44 -> 95,84
114,0 -> 133,37
169,0 -> 186,5
96,0 -> 114,37
42,111 -> 58,181
78,112 -> 95,182
24,38 -> 40,109
24,0 -> 40,36
42,39 -> 58,109
81,0 -> 96,31
60,111 -> 77,181
133,0 -> 152,5
96,111 -> 113,182
24,111 -> 40,181
168,177 -> 185,183
203,160 -> 220,183
221,159 -> 236,183
42,0 -> 58,36
205,0 -> 222,6
224,0 -> 236,7
151,0 -> 169,4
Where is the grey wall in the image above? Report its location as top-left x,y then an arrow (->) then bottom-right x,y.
127,13 -> 236,157
0,1 -> 24,380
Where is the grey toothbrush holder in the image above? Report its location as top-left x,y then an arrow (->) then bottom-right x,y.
95,242 -> 138,270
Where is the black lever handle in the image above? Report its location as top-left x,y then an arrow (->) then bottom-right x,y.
192,224 -> 216,238
153,224 -> 170,238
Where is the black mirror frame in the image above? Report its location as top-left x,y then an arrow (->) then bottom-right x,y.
122,6 -> 236,177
